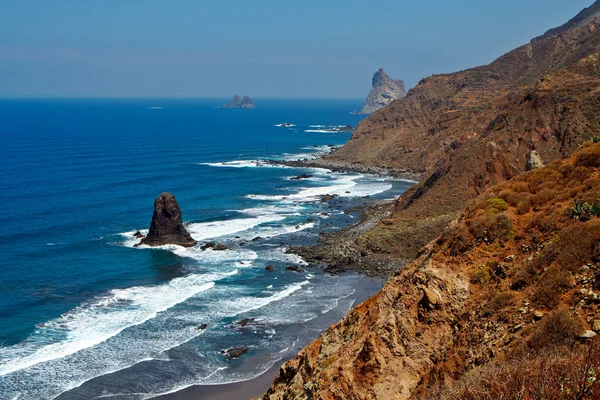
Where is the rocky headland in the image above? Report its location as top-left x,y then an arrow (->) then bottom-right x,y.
359,68 -> 407,114
219,95 -> 255,109
264,2 -> 600,399
139,192 -> 197,247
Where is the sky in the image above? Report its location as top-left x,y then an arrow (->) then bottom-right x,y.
0,0 -> 594,98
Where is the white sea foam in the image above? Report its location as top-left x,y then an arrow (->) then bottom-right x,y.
0,270 -> 236,376
200,160 -> 289,169
185,215 -> 286,241
247,173 -> 391,203
274,123 -> 296,127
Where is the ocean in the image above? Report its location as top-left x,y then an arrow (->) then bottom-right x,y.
0,99 -> 412,399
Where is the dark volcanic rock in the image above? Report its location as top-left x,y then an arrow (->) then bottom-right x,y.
201,242 -> 216,250
236,318 -> 256,327
265,265 -> 275,271
320,194 -> 339,202
221,347 -> 249,360
139,193 -> 197,247
290,173 -> 313,180
213,243 -> 229,251
219,94 -> 255,109
133,231 -> 144,239
197,324 -> 208,330
286,266 -> 305,273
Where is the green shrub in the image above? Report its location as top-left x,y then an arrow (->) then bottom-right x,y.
471,265 -> 492,285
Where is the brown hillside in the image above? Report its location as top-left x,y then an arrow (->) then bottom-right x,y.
264,142 -> 600,400
358,50 -> 600,261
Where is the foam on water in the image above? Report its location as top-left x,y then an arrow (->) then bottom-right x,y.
247,173 -> 392,203
0,270 -> 237,376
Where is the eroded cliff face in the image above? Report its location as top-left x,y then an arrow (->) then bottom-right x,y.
327,20 -> 600,174
265,142 -> 600,400
315,19 -> 600,263
265,3 -> 600,399
360,68 -> 407,114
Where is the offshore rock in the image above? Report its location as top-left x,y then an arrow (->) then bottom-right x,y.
139,193 -> 197,247
219,94 -> 255,109
359,68 -> 406,114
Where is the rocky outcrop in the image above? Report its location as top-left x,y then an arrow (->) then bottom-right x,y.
219,95 -> 255,108
318,15 -> 600,262
139,193 -> 197,247
359,68 -> 406,114
265,142 -> 600,399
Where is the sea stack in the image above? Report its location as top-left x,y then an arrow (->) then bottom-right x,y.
219,95 -> 255,109
139,193 -> 197,247
359,68 -> 406,114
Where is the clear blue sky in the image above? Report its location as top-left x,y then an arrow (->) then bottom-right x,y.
0,0 -> 593,98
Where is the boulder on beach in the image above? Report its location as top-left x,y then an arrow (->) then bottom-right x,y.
139,193 -> 197,247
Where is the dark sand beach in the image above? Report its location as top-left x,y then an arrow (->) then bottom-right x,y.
154,275 -> 383,400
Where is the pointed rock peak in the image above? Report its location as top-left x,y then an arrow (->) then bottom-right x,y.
372,68 -> 390,87
219,94 -> 254,108
360,67 -> 407,114
139,192 -> 197,248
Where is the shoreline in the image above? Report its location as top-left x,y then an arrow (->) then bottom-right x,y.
152,274 -> 384,400
153,153 -> 416,400
270,155 -> 423,182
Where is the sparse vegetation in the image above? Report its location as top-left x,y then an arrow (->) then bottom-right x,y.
529,308 -> 583,350
570,199 -> 600,220
427,341 -> 600,400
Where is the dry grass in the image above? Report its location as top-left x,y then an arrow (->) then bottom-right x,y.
427,340 -> 600,400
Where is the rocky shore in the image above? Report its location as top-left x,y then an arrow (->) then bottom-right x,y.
288,199 -> 409,278
269,155 -> 423,182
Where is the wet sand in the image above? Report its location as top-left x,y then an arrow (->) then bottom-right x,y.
153,275 -> 383,400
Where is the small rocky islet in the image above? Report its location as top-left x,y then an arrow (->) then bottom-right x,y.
219,94 -> 255,109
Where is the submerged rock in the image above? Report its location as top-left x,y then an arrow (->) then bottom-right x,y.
221,347 -> 249,360
201,242 -> 216,250
290,173 -> 313,180
139,193 -> 197,247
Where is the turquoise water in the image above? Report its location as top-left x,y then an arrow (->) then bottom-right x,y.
0,99 -> 412,399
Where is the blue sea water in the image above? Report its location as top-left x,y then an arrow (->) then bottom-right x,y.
0,99 -> 412,399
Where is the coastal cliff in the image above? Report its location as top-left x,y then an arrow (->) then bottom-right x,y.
265,2 -> 600,399
265,142 -> 600,399
360,68 -> 407,114
309,8 -> 600,263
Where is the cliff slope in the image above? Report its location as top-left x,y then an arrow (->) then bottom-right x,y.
309,10 -> 600,263
265,141 -> 600,400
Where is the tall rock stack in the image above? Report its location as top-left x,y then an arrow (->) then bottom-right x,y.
139,192 -> 197,247
359,68 -> 407,114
